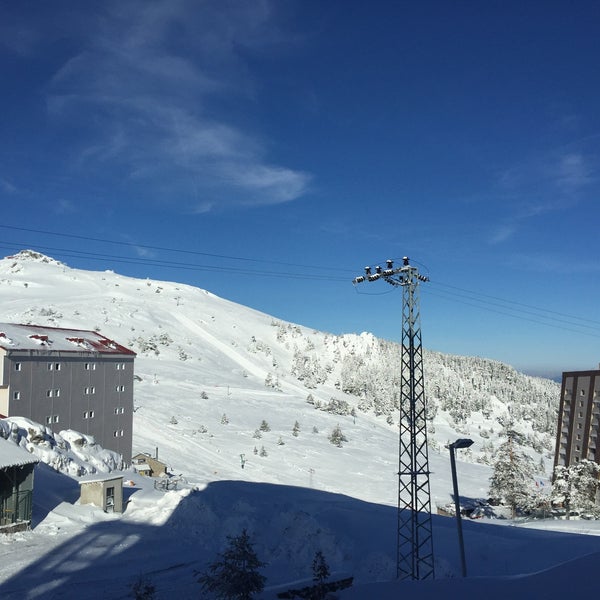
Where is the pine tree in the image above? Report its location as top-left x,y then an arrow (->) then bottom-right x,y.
311,551 -> 331,600
130,574 -> 155,599
197,529 -> 266,599
489,431 -> 536,518
328,424 -> 347,448
552,460 -> 600,518
292,421 -> 300,437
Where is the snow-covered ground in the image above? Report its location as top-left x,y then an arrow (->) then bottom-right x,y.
0,250 -> 597,599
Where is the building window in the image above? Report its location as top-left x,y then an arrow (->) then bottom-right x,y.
113,429 -> 124,437
47,389 -> 60,398
13,391 -> 20,400
84,363 -> 97,371
115,385 -> 125,392
47,363 -> 61,371
46,415 -> 59,424
114,407 -> 125,414
116,363 -> 126,370
14,362 -> 22,371
581,389 -> 586,396
84,386 -> 96,395
84,411 -> 95,419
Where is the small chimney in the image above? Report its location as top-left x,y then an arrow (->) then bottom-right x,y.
155,447 -> 158,460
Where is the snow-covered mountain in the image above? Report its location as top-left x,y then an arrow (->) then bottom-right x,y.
0,249 -> 559,484
2,249 -> 582,600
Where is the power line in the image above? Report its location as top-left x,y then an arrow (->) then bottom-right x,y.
424,287 -> 600,339
0,242 -> 349,283
430,280 -> 600,329
0,224 -> 357,273
1,223 -> 598,337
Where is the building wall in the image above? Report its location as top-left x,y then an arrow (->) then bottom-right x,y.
554,370 -> 600,469
0,349 -> 8,416
2,351 -> 134,462
80,477 -> 124,513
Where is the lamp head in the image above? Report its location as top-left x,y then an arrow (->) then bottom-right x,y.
450,438 -> 474,450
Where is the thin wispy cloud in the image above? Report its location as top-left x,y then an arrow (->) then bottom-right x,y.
39,1 -> 311,211
489,140 -> 597,244
0,178 -> 18,195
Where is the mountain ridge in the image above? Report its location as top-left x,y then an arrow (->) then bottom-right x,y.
0,249 -> 559,492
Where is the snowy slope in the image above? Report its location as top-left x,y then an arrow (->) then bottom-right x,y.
1,250 -> 591,600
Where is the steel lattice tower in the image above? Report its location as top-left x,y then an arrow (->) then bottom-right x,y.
353,257 -> 434,580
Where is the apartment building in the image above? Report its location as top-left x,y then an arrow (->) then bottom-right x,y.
0,323 -> 135,462
554,369 -> 600,469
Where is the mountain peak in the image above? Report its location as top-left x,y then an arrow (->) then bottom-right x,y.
5,249 -> 65,266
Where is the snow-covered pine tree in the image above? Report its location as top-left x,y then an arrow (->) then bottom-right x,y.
197,529 -> 266,600
328,424 -> 347,448
489,431 -> 536,517
552,460 -> 600,518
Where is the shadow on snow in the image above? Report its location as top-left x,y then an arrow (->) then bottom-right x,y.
2,478 -> 600,599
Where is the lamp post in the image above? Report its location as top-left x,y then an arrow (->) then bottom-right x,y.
448,438 -> 474,577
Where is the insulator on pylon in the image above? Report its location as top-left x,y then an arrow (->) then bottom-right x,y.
365,266 -> 371,275
353,275 -> 365,284
387,259 -> 393,269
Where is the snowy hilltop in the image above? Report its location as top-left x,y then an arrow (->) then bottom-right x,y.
0,250 -> 559,479
1,249 -> 587,600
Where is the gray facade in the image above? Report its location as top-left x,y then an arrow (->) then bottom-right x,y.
554,369 -> 600,469
0,324 -> 135,462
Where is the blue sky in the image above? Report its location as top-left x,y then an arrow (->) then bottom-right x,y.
1,1 -> 599,377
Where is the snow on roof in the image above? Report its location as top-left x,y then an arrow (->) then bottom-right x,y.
78,472 -> 124,485
0,437 -> 39,469
0,323 -> 135,355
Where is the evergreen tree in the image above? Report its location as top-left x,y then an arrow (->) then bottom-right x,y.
328,424 -> 347,448
489,431 -> 536,517
552,460 -> 600,518
197,529 -> 266,599
310,550 -> 331,600
130,574 -> 155,599
292,421 -> 300,437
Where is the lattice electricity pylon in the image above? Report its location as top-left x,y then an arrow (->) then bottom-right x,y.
353,257 -> 434,581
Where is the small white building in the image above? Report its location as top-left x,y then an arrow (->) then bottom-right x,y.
78,473 -> 124,513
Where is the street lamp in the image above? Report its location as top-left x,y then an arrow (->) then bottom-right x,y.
448,438 -> 474,577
